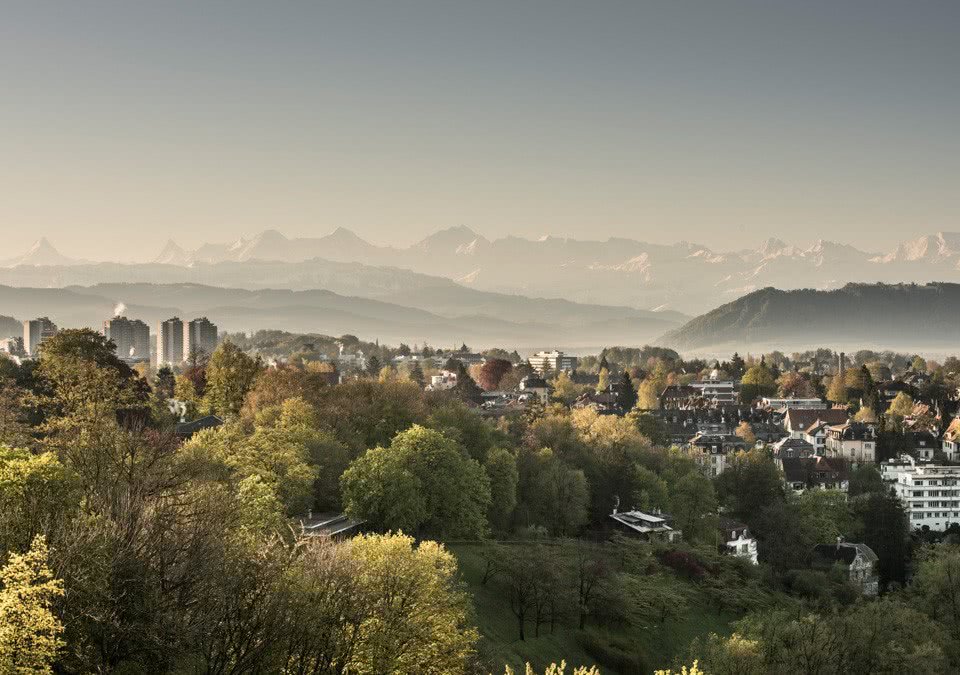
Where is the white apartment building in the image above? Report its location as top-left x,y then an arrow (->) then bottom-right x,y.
884,456 -> 960,531
528,350 -> 578,374
689,379 -> 738,404
761,397 -> 827,410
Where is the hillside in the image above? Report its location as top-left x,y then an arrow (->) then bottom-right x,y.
657,282 -> 960,354
0,283 -> 684,349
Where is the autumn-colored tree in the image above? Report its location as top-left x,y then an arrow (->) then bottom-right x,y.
740,362 -> 776,401
477,358 -> 513,391
735,420 -> 757,445
776,370 -> 815,398
826,374 -> 848,404
888,391 -> 915,419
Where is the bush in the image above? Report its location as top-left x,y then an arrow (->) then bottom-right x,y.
575,629 -> 648,675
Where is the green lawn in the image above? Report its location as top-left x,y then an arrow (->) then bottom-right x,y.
449,542 -> 738,674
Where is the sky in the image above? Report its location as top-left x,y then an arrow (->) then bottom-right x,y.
1,1 -> 958,260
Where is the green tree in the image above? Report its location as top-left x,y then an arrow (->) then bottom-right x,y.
740,362 -> 776,401
631,465 -> 669,512
341,425 -> 491,538
0,535 -> 65,673
670,472 -> 718,542
614,371 -> 638,412
203,341 -> 262,417
485,448 -> 519,532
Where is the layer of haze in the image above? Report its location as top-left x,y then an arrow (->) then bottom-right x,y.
2,1 -> 958,260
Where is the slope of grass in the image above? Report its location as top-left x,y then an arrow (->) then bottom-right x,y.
450,542 -> 739,674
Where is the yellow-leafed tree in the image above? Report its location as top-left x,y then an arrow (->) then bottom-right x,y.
0,535 -> 65,673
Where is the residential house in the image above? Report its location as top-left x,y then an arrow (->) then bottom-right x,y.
428,370 -> 458,391
904,430 -> 940,461
783,408 -> 850,437
811,542 -> 879,596
518,375 -> 550,405
718,517 -> 758,564
780,456 -> 850,492
609,509 -> 682,543
825,422 -> 877,463
688,432 -> 748,477
943,418 -> 960,461
802,420 -> 831,455
659,384 -> 698,410
772,436 -> 816,460
174,415 -> 224,440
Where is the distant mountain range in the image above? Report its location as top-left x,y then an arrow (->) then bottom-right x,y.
5,229 -> 960,314
658,283 -> 960,355
0,283 -> 685,349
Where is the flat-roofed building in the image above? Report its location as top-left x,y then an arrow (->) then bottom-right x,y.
884,456 -> 960,531
103,316 -> 150,363
184,317 -> 218,361
157,317 -> 184,367
23,317 -> 58,356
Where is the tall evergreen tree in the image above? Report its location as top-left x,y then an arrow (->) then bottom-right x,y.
614,370 -> 637,412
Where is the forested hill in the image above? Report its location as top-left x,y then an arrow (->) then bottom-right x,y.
657,282 -> 960,354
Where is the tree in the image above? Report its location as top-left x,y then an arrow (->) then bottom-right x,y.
452,363 -> 484,404
344,533 -> 477,674
204,341 -> 262,417
715,450 -> 784,527
740,363 -> 776,401
826,375 -> 848,404
622,573 -> 689,628
0,447 -> 80,555
853,405 -> 877,423
551,371 -> 584,405
477,358 -> 513,391
528,450 -> 590,536
670,472 -> 718,542
182,399 -> 320,515
485,448 -> 519,532
341,425 -> 491,538
848,464 -> 884,497
888,391 -> 915,419
365,355 -> 382,378
596,367 -> 610,393
631,465 -> 669,512
734,421 -> 756,446
614,370 -> 638,412
0,535 -> 65,673
409,361 -> 426,389
776,371 -> 814,398
851,490 -> 910,589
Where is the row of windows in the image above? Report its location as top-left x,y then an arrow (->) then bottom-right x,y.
912,512 -> 960,520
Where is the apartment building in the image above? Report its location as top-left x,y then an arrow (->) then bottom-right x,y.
883,456 -> 960,531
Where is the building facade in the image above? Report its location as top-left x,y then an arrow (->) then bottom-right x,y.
184,317 -> 218,361
825,422 -> 877,463
103,316 -> 151,363
157,317 -> 184,367
884,457 -> 960,530
528,350 -> 578,374
23,317 -> 58,357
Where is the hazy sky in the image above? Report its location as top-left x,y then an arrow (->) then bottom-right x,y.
2,1 -> 958,260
